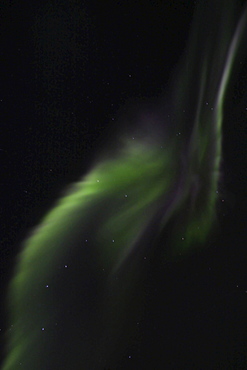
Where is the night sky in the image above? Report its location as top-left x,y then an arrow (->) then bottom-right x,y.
1,0 -> 247,368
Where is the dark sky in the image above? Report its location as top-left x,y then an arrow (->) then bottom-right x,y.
1,0 -> 247,368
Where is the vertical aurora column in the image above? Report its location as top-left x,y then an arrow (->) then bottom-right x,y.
161,0 -> 247,252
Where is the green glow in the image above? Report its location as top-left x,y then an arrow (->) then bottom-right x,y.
3,1 -> 247,369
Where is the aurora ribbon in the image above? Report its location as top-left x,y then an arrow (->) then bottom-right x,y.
3,1 -> 247,369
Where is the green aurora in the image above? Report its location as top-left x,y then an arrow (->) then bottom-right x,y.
3,1 -> 247,369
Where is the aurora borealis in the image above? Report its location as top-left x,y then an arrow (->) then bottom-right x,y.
2,1 -> 247,369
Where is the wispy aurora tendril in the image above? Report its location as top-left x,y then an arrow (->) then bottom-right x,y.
3,1 -> 247,369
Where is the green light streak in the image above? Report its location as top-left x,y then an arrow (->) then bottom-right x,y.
3,1 -> 247,369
